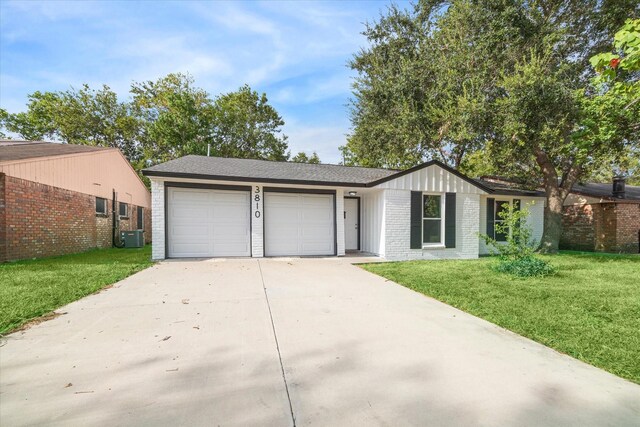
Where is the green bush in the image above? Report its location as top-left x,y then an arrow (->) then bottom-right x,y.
493,255 -> 556,278
479,201 -> 555,278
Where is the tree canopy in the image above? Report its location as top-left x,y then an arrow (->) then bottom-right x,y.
344,1 -> 639,252
2,73 -> 293,176
291,151 -> 321,164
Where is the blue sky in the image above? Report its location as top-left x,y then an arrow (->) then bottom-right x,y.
0,0 -> 410,163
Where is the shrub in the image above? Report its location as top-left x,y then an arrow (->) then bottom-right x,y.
493,255 -> 556,278
479,201 -> 555,278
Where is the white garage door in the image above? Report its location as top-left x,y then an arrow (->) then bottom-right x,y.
265,192 -> 335,256
167,187 -> 250,257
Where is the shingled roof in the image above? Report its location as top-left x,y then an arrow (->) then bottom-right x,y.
143,155 -> 548,197
143,155 -> 398,186
571,182 -> 640,201
473,178 -> 546,197
0,140 -> 111,163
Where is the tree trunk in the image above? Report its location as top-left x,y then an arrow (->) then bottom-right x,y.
533,147 -> 580,254
539,192 -> 564,253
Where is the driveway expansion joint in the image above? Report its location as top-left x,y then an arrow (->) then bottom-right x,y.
257,259 -> 296,427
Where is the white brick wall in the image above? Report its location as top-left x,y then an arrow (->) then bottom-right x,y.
151,179 -> 165,260
383,189 -> 480,260
251,183 -> 264,257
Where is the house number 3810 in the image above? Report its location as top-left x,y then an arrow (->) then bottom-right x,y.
254,186 -> 261,218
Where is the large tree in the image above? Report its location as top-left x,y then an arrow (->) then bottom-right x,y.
2,74 -> 291,174
3,86 -> 140,162
210,84 -> 289,161
345,0 -> 639,252
131,73 -> 215,165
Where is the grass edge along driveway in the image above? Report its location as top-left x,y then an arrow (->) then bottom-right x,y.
360,252 -> 640,384
0,246 -> 153,335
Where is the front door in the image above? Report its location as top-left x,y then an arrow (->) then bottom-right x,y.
344,197 -> 359,251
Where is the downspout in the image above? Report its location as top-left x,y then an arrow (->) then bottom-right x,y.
112,189 -> 117,247
112,189 -> 124,248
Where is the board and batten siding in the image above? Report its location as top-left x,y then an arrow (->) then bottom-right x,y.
361,190 -> 385,256
479,196 -> 545,255
375,164 -> 486,194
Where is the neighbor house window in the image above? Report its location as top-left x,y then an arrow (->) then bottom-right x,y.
423,194 -> 443,245
96,197 -> 107,215
119,202 -> 128,218
137,206 -> 144,230
494,200 -> 509,242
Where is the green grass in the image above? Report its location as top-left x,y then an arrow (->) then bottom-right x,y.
0,246 -> 153,335
361,252 -> 640,384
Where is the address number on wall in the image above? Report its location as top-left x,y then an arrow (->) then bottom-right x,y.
254,186 -> 261,218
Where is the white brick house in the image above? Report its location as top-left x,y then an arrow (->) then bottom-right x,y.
143,156 -> 545,261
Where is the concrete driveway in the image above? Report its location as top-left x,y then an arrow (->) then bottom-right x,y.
1,258 -> 639,426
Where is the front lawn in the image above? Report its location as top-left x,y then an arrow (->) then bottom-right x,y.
0,246 -> 153,335
361,252 -> 640,384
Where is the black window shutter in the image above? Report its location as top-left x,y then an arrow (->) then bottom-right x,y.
410,191 -> 423,249
445,193 -> 456,248
486,198 -> 495,239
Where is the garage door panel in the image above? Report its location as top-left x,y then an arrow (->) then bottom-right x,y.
168,187 -> 250,258
171,205 -> 209,219
265,192 -> 335,256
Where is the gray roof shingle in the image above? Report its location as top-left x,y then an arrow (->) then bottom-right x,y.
143,155 -> 548,197
143,155 -> 398,185
473,178 -> 546,197
0,140 -> 111,162
572,182 -> 640,201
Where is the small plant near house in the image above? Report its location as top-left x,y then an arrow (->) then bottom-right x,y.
479,203 -> 555,278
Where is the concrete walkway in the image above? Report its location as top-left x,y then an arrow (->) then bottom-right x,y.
1,258 -> 638,426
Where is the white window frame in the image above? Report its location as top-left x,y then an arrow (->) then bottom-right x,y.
422,193 -> 446,248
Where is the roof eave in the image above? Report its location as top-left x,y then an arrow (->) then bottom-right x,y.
142,170 -> 370,188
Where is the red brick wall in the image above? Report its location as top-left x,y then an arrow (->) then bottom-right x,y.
0,174 -> 7,262
560,204 -> 596,251
0,174 -> 152,262
562,201 -> 640,253
615,203 -> 640,253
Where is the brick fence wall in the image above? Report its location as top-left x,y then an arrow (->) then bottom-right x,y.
561,201 -> 640,253
0,173 -> 151,262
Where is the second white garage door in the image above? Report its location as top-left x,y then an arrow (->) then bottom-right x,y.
167,187 -> 251,258
264,192 -> 335,256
